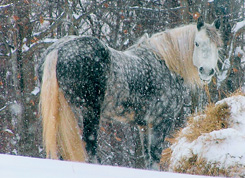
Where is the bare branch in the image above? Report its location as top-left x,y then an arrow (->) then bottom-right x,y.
0,32 -> 11,55
228,21 -> 245,61
73,0 -> 113,26
32,11 -> 67,41
0,55 -> 10,60
102,5 -> 186,13
0,3 -> 13,9
22,41 -> 54,59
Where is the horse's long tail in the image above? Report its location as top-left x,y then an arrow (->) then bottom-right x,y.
40,50 -> 87,162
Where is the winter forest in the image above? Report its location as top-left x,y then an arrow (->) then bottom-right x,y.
0,0 -> 245,177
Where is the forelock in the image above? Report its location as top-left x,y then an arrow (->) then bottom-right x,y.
205,25 -> 223,47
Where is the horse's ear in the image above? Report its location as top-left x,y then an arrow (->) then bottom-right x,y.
212,18 -> 221,30
197,16 -> 204,31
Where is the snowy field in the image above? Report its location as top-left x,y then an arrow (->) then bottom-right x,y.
0,154 -> 216,178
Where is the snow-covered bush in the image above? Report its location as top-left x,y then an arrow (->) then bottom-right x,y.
161,93 -> 245,177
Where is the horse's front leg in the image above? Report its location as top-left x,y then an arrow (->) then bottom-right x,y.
97,87 -> 147,168
137,123 -> 155,169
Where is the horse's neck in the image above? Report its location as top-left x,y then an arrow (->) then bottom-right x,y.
148,25 -> 202,88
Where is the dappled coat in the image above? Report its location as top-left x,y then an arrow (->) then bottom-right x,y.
97,40 -> 193,168
39,35 -> 196,168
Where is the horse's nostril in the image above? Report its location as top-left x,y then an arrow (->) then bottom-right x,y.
209,68 -> 215,76
199,67 -> 204,74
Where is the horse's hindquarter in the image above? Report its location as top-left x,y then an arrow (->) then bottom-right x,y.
56,36 -> 110,105
53,36 -> 111,157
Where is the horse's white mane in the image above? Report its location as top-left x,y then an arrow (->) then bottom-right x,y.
142,25 -> 201,88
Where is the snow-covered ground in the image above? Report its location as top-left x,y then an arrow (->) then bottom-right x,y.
0,154 -> 216,178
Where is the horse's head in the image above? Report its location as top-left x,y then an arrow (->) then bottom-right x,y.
193,17 -> 222,83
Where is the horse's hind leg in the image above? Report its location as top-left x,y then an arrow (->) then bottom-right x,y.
55,36 -> 110,161
138,123 -> 154,169
82,105 -> 101,161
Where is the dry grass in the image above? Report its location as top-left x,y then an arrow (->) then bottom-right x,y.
160,93 -> 245,176
183,102 -> 230,142
160,99 -> 232,174
172,153 -> 230,177
227,88 -> 245,97
160,147 -> 172,171
171,152 -> 245,177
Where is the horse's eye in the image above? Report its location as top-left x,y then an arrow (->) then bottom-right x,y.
195,42 -> 199,47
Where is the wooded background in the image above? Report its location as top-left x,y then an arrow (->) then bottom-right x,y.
0,0 -> 244,159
